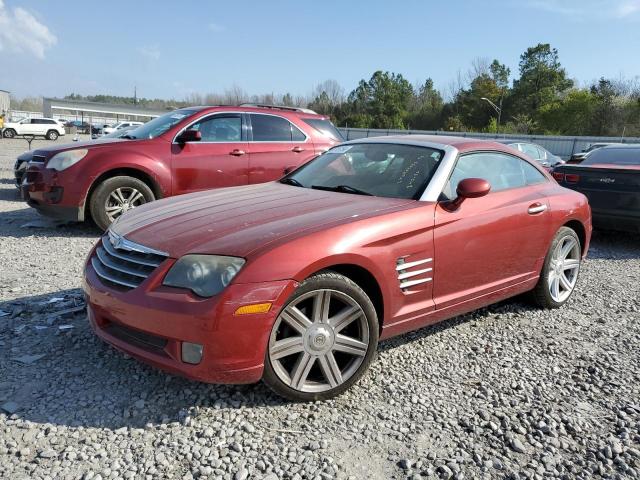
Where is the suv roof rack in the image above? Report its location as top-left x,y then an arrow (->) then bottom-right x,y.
239,103 -> 317,115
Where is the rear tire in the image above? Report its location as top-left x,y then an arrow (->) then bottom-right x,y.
46,130 -> 59,141
531,226 -> 582,309
263,271 -> 379,401
89,176 -> 155,231
3,129 -> 16,138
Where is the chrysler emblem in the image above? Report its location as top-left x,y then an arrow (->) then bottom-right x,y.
599,178 -> 615,183
109,231 -> 124,250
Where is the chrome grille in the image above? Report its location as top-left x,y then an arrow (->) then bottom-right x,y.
91,235 -> 167,290
396,257 -> 433,290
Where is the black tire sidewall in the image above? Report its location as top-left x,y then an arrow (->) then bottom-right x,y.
533,226 -> 581,309
89,176 -> 155,231
263,271 -> 379,402
3,129 -> 15,138
47,130 -> 58,140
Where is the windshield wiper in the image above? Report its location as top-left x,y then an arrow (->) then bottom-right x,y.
280,177 -> 304,187
311,184 -> 373,196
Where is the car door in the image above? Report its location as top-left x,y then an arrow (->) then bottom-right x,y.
171,113 -> 249,195
20,119 -> 37,135
246,113 -> 312,184
433,151 -> 552,310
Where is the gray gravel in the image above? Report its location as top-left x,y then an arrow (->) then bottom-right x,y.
1,135 -> 639,479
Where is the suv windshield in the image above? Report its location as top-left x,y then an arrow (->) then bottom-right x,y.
128,108 -> 200,139
284,143 -> 444,199
583,147 -> 640,166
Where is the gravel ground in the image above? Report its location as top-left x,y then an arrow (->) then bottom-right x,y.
0,135 -> 639,480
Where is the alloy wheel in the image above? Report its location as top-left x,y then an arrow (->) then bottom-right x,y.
268,289 -> 370,393
548,235 -> 580,303
104,187 -> 146,222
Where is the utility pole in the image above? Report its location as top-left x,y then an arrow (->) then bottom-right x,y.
481,97 -> 502,135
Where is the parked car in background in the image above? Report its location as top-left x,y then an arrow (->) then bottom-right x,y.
83,135 -> 591,401
553,144 -> 639,232
21,105 -> 343,230
102,121 -> 144,135
3,117 -> 66,140
65,120 -> 91,134
97,125 -> 139,139
567,142 -> 621,164
502,141 -> 563,170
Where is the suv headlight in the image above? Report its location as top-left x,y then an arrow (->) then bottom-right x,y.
163,255 -> 245,297
47,149 -> 88,171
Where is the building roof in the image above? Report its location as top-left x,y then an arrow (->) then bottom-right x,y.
43,97 -> 167,118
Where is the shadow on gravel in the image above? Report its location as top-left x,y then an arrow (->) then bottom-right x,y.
588,230 -> 640,260
0,186 -> 20,201
0,289 -> 286,431
0,178 -> 17,185
0,211 -> 100,239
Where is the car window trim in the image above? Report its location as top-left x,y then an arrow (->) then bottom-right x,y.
439,150 -> 550,200
247,112 -> 309,144
171,112 -> 248,144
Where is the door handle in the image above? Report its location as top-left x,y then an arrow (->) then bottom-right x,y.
292,146 -> 305,153
528,203 -> 547,214
230,149 -> 245,156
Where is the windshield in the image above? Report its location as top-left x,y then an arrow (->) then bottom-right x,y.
583,147 -> 640,166
127,108 -> 200,139
302,118 -> 344,142
285,143 -> 444,199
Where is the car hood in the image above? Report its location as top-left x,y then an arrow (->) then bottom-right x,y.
31,138 -> 141,158
111,182 -> 417,258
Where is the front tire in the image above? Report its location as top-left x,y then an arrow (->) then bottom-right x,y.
3,128 -> 16,138
89,176 -> 155,230
531,226 -> 582,308
263,271 -> 379,401
46,130 -> 59,140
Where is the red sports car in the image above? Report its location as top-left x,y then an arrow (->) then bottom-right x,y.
83,135 -> 592,401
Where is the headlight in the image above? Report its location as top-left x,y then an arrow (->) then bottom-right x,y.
163,255 -> 245,297
47,149 -> 88,171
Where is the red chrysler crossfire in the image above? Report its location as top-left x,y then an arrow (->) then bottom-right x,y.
83,135 -> 592,401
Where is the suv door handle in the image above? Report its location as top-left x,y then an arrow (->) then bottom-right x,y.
230,149 -> 245,156
528,203 -> 547,214
292,146 -> 305,153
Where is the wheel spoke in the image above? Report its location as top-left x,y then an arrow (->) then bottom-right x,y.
560,238 -> 576,258
559,272 -> 572,291
563,259 -> 580,270
270,336 -> 304,360
328,305 -> 361,332
105,205 -> 123,213
312,290 -> 331,323
550,276 -> 560,299
333,334 -> 367,357
110,188 -> 126,204
281,306 -> 312,334
290,352 -> 315,390
318,351 -> 343,388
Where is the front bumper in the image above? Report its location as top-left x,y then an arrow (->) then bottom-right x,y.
21,163 -> 86,221
83,252 -> 297,384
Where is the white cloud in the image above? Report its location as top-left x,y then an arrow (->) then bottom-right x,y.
617,0 -> 640,17
138,45 -> 160,60
523,0 -> 640,20
0,0 -> 57,59
208,22 -> 225,32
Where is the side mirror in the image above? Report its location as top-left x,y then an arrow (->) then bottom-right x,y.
176,129 -> 201,144
443,178 -> 491,211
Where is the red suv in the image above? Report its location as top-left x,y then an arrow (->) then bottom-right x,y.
21,105 -> 343,229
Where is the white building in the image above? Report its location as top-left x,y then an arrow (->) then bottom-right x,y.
0,89 -> 9,116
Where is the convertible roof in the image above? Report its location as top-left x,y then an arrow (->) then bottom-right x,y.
342,134 -> 519,154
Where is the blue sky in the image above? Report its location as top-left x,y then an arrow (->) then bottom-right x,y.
0,0 -> 638,100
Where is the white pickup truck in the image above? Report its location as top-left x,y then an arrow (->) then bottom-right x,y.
2,117 -> 66,140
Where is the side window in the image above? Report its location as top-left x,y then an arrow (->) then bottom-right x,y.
187,115 -> 242,142
291,123 -> 306,141
251,114 -> 301,142
535,146 -> 547,160
521,160 -> 547,185
444,152 -> 528,199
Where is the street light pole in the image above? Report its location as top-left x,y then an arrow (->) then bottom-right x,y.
481,97 -> 502,135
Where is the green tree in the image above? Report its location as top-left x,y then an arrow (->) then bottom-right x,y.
409,78 -> 444,129
538,89 -> 597,135
344,71 -> 414,128
512,43 -> 573,117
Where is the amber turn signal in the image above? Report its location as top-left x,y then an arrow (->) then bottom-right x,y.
234,303 -> 272,315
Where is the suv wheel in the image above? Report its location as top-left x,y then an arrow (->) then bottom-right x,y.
46,130 -> 59,141
3,129 -> 16,138
263,271 -> 379,401
89,176 -> 155,230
